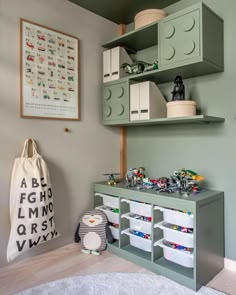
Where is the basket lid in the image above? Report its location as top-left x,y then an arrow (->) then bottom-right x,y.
135,9 -> 167,19
167,101 -> 197,106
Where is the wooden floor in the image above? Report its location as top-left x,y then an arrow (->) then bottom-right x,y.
0,243 -> 235,295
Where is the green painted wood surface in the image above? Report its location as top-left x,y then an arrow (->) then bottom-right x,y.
102,23 -> 158,52
202,3 -> 224,69
101,2 -> 223,91
94,182 -> 224,291
103,115 -> 224,127
159,8 -> 200,67
103,81 -> 129,123
195,194 -> 224,289
68,0 -> 181,24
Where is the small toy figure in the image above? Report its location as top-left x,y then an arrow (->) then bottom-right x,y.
103,173 -> 119,185
121,61 -> 158,75
171,75 -> 185,101
74,209 -> 114,255
126,167 -> 145,187
171,168 -> 204,195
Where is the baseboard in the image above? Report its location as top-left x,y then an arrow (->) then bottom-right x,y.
224,258 -> 236,271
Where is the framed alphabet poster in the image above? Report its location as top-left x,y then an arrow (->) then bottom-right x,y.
19,19 -> 80,120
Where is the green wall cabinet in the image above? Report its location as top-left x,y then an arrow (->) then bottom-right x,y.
159,9 -> 200,67
94,181 -> 224,291
101,1 -> 224,126
158,3 -> 224,72
103,80 -> 129,123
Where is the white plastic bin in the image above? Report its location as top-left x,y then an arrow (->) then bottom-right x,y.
122,229 -> 151,252
155,239 -> 194,268
155,221 -> 194,247
154,206 -> 193,228
122,213 -> 151,234
122,199 -> 152,217
109,226 -> 119,240
96,206 -> 119,224
95,193 -> 119,209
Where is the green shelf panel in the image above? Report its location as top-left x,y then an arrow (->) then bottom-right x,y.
109,240 -> 119,248
104,115 -> 225,127
155,257 -> 194,279
102,22 -> 158,52
68,0 -> 180,24
122,244 -> 152,261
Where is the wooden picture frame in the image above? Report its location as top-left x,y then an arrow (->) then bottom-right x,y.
19,19 -> 80,120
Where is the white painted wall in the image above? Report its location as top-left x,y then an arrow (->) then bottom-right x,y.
0,0 -> 119,267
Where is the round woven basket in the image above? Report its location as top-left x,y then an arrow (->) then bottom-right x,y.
135,9 -> 167,29
167,101 -> 197,118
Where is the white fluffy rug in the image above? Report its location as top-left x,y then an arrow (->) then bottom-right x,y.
16,273 -> 226,295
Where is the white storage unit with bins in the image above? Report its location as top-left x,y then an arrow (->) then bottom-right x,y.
94,181 -> 224,291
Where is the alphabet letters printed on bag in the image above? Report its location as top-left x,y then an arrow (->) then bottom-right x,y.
15,177 -> 58,252
7,139 -> 60,262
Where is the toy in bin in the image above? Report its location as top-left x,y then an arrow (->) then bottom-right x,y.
163,240 -> 193,254
130,229 -> 151,240
74,209 -> 114,255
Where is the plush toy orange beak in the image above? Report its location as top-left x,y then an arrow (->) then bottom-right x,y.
89,219 -> 95,223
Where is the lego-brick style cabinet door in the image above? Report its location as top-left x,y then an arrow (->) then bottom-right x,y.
103,81 -> 129,123
159,9 -> 200,68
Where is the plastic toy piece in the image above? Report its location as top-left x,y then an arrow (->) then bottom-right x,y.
126,167 -> 145,187
121,60 -> 158,75
103,173 -> 120,185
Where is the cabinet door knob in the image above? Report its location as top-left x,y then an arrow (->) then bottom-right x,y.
104,106 -> 112,117
164,24 -> 175,39
183,16 -> 195,32
184,40 -> 196,55
104,88 -> 112,100
164,46 -> 176,60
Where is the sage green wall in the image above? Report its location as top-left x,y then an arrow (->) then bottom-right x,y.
127,0 -> 236,261
0,0 -> 118,267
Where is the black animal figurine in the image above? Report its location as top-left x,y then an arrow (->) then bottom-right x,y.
171,76 -> 185,101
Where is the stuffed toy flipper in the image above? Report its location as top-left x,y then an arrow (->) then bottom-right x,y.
74,209 -> 114,255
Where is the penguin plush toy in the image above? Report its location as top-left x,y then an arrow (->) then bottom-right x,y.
74,209 -> 114,255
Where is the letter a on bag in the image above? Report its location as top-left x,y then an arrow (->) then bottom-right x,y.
7,139 -> 60,262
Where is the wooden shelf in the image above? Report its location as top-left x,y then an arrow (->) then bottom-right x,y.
102,22 -> 158,52
104,115 -> 225,127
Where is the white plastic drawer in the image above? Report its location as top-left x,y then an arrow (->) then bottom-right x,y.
96,206 -> 119,224
122,199 -> 152,217
95,193 -> 119,209
122,213 -> 152,235
154,206 -> 193,228
154,239 -> 194,268
154,221 -> 194,248
109,226 -> 119,240
122,229 -> 151,252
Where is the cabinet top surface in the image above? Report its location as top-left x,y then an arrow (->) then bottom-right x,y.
94,181 -> 223,203
68,0 -> 180,24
